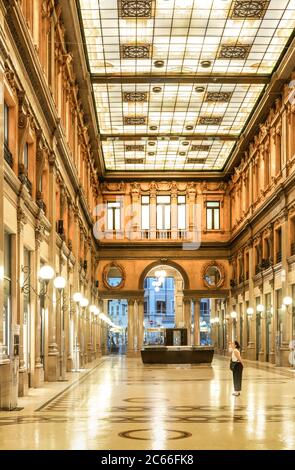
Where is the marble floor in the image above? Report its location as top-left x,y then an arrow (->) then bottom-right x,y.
0,356 -> 295,450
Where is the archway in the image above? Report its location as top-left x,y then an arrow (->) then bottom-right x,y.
139,260 -> 190,290
143,264 -> 185,345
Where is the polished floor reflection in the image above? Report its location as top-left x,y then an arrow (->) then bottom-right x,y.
0,356 -> 295,450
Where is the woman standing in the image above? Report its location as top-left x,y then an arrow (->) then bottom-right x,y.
230,341 -> 244,396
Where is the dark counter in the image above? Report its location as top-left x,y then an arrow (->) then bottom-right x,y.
141,346 -> 214,364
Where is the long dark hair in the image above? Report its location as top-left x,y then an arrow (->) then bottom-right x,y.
234,341 -> 241,350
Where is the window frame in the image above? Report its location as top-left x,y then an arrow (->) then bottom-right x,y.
107,201 -> 121,231
206,201 -> 220,231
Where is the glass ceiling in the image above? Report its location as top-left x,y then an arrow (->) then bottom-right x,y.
79,0 -> 295,171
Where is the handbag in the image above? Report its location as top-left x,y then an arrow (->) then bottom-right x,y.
230,359 -> 238,371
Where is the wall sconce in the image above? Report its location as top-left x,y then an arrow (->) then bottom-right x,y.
283,296 -> 293,306
21,264 -> 59,298
54,276 -> 66,290
73,292 -> 82,304
230,311 -> 237,319
247,307 -> 254,316
80,297 -> 89,308
257,304 -> 265,313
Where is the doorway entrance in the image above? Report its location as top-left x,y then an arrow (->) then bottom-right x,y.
143,265 -> 183,345
107,299 -> 128,354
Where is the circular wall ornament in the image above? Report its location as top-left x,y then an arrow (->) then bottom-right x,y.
202,261 -> 225,289
102,262 -> 126,290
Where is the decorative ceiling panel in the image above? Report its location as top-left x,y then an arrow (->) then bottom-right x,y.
102,138 -> 236,171
230,1 -> 270,20
121,44 -> 152,59
118,0 -> 155,19
78,0 -> 295,172
123,91 -> 148,102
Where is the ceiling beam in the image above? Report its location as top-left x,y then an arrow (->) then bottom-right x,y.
100,134 -> 238,142
91,74 -> 270,85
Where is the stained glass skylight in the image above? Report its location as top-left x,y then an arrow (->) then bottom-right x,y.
78,0 -> 295,171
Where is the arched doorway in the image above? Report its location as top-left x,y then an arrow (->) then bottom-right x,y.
143,264 -> 185,345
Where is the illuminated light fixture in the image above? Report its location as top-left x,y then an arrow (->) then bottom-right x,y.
283,296 -> 293,306
154,60 -> 164,68
152,86 -> 162,93
182,141 -> 189,146
53,276 -> 66,290
95,307 -> 100,315
148,141 -> 156,146
89,305 -> 97,313
230,311 -> 237,319
195,86 -> 205,93
80,297 -> 89,308
155,287 -> 160,292
179,152 -> 186,156
214,317 -> 220,324
210,318 -> 214,324
39,265 -> 55,281
152,281 -> 157,287
247,307 -> 254,316
256,304 -> 265,312
185,125 -> 194,130
148,152 -> 155,156
149,125 -> 158,131
200,60 -> 212,68
73,292 -> 82,303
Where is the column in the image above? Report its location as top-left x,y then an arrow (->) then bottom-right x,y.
280,210 -> 291,366
46,154 -> 59,381
193,299 -> 200,346
247,240 -> 256,360
259,292 -> 266,362
137,299 -> 144,352
183,299 -> 191,346
101,299 -> 108,355
127,299 -> 135,356
34,224 -> 44,387
150,189 -> 156,239
130,185 -> 140,240
86,308 -> 92,363
96,299 -> 102,356
171,190 -> 178,240
16,212 -> 28,396
187,184 -> 196,241
66,265 -> 73,372
249,160 -> 254,215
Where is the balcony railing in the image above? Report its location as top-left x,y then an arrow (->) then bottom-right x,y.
178,230 -> 187,239
141,230 -> 150,239
4,142 -> 13,168
156,230 -> 171,240
291,242 -> 295,256
261,258 -> 271,270
255,264 -> 261,275
276,251 -> 282,263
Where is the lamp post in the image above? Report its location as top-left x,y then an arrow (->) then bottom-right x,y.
54,276 -> 67,381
